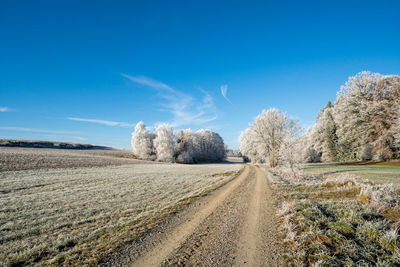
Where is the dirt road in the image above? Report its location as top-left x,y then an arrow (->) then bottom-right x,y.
120,165 -> 282,266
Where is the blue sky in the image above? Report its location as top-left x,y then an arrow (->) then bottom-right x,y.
1,0 -> 399,149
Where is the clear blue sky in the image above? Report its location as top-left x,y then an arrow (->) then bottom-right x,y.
1,0 -> 399,149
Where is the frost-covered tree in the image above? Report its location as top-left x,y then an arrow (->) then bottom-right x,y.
280,135 -> 303,171
307,101 -> 339,162
132,122 -> 227,163
303,147 -> 321,163
239,128 -> 266,163
239,108 -> 302,167
252,108 -> 301,167
303,71 -> 400,162
175,128 -> 226,163
175,129 -> 196,163
333,71 -> 382,160
154,124 -> 175,162
321,102 -> 339,161
251,108 -> 286,167
280,119 -> 303,170
394,107 -> 400,157
333,72 -> 400,161
131,121 -> 156,160
365,75 -> 400,160
302,126 -> 322,163
195,129 -> 226,162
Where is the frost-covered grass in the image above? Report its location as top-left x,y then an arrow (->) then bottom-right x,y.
0,147 -> 142,171
0,163 -> 242,266
279,200 -> 400,265
267,166 -> 400,266
302,162 -> 400,184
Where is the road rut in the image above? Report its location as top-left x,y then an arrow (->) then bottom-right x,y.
121,165 -> 282,266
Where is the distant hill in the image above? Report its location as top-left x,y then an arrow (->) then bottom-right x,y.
0,139 -> 113,150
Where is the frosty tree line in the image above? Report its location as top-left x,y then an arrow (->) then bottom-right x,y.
240,71 -> 400,167
132,71 -> 399,166
131,122 -> 226,163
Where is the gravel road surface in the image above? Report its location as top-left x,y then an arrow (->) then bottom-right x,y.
103,165 -> 282,266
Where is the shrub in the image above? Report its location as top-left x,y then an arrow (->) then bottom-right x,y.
358,184 -> 400,211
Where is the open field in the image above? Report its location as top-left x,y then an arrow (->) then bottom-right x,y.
2,146 -> 398,266
0,147 -> 144,171
302,162 -> 400,184
0,155 -> 242,266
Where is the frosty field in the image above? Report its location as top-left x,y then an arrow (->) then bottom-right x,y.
0,147 -> 142,172
267,162 -> 400,265
0,154 -> 242,266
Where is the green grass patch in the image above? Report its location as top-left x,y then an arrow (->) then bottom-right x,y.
302,162 -> 400,184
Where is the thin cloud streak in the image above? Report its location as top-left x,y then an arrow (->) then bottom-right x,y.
121,73 -> 174,92
0,107 -> 12,112
68,117 -> 135,127
220,85 -> 232,104
122,74 -> 218,127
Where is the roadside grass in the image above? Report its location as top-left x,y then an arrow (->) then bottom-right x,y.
0,163 -> 243,266
265,166 -> 400,266
302,162 -> 400,184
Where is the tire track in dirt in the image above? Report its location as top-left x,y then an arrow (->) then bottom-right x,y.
131,165 -> 251,266
130,165 -> 282,266
161,165 -> 255,266
233,165 -> 282,266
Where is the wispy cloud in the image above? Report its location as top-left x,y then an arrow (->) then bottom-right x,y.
0,126 -> 81,135
220,85 -> 232,104
122,74 -> 218,127
121,73 -> 174,92
67,117 -> 135,127
0,107 -> 12,112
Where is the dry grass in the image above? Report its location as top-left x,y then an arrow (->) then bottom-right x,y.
0,162 -> 242,266
266,166 -> 400,266
278,200 -> 400,265
358,184 -> 400,211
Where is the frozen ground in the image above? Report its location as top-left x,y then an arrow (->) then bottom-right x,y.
0,154 -> 242,266
0,147 -> 145,171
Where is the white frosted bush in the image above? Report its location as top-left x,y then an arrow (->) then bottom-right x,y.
176,151 -> 194,164
154,124 -> 175,162
359,184 -> 400,210
132,122 -> 226,163
272,166 -> 320,185
321,175 -> 358,188
303,147 -> 321,163
131,121 -> 156,160
175,129 -> 226,163
360,144 -> 374,161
